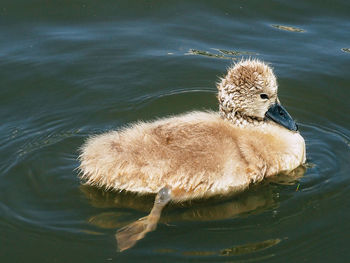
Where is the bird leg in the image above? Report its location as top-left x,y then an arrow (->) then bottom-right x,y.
116,187 -> 171,252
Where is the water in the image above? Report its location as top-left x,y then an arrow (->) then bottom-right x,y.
1,0 -> 350,262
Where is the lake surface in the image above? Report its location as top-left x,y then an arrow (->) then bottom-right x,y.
1,0 -> 350,262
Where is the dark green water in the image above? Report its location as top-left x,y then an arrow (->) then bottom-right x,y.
1,0 -> 350,262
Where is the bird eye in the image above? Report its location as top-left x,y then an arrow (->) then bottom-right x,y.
260,93 -> 269,100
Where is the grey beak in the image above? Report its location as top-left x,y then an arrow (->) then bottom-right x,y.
265,103 -> 298,131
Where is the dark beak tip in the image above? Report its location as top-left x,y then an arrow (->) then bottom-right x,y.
290,122 -> 298,132
294,123 -> 299,131
266,103 -> 298,132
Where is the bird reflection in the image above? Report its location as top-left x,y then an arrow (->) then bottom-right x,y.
80,165 -> 306,251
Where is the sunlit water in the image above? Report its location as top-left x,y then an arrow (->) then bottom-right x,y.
1,0 -> 350,262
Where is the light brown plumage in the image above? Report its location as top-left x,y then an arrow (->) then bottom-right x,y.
79,111 -> 304,201
78,59 -> 306,251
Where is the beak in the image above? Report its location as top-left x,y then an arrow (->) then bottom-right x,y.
265,103 -> 298,131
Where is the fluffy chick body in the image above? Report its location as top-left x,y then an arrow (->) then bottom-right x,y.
79,59 -> 307,251
79,111 -> 305,201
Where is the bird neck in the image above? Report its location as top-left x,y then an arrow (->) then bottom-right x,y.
219,105 -> 266,128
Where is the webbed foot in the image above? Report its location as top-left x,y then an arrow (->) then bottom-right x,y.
116,187 -> 171,252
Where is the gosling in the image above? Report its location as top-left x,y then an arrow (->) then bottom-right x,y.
79,59 -> 306,251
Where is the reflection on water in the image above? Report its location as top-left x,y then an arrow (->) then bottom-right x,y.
81,181 -> 282,253
271,25 -> 305,33
81,174 -> 295,256
154,238 -> 280,259
81,184 -> 276,229
186,49 -> 229,59
220,238 -> 281,256
82,165 -> 306,228
186,48 -> 257,59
